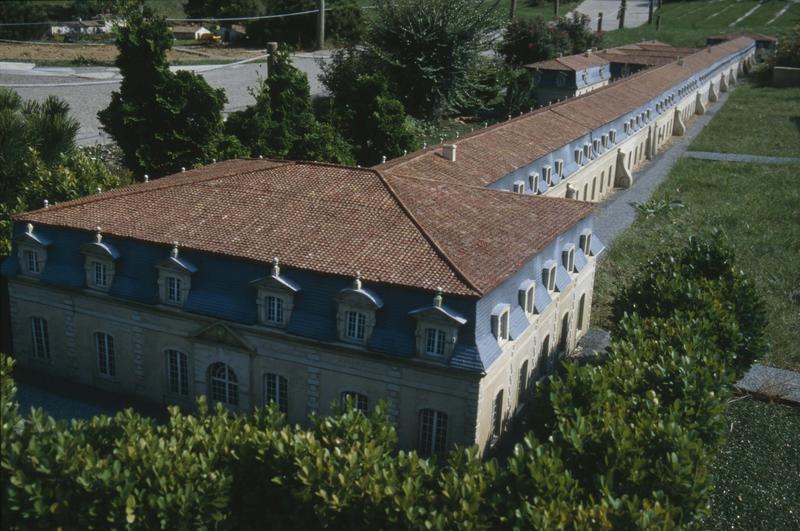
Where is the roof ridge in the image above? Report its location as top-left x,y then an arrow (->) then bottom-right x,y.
373,169 -> 484,296
14,159 -> 295,219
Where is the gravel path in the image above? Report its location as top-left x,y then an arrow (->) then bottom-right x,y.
593,89 -> 733,245
684,151 -> 800,165
572,0 -> 653,29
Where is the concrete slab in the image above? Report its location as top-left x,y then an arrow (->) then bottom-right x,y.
736,364 -> 800,406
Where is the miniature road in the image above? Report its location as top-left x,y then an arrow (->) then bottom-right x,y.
571,0 -> 654,29
592,89 -> 733,245
0,50 -> 330,145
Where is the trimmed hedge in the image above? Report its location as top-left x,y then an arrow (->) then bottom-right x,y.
0,237 -> 767,529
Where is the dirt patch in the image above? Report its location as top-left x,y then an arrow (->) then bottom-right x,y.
0,42 -> 264,65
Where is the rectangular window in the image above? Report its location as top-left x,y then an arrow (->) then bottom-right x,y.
425,327 -> 447,357
25,250 -> 40,273
167,276 -> 181,303
30,317 -> 50,360
418,409 -> 448,458
500,310 -> 509,340
95,332 -> 115,377
341,391 -> 369,413
345,311 -> 366,341
167,349 -> 189,395
264,373 -> 288,413
555,159 -> 564,176
266,295 -> 284,324
529,173 -> 539,194
93,261 -> 107,287
525,286 -> 534,313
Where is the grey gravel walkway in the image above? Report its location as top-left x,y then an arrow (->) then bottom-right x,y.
592,89 -> 734,245
684,151 -> 800,165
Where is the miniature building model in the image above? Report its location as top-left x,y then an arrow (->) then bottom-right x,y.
3,37 -> 755,455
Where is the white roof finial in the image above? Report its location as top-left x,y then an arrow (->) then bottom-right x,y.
271,256 -> 280,277
381,155 -> 387,164
94,226 -> 102,243
26,223 -> 33,234
144,174 -> 149,182
96,186 -> 102,193
212,158 -> 217,163
43,199 -> 49,208
353,271 -> 362,290
171,241 -> 179,259
422,141 -> 427,149
181,167 -> 186,173
433,287 -> 443,308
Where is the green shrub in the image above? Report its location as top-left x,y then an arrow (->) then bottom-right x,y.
0,237 -> 768,528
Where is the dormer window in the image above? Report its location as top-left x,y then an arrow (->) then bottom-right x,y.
252,257 -> 301,328
492,305 -> 510,342
630,118 -> 635,130
166,276 -> 182,303
592,139 -> 601,155
555,159 -> 564,176
646,109 -> 651,120
580,230 -> 593,255
425,328 -> 447,357
529,172 -> 540,194
623,122 -> 630,134
25,249 -> 40,274
336,273 -> 382,345
609,129 -> 617,143
574,148 -> 583,165
543,165 -> 552,184
409,288 -> 465,361
92,261 -> 108,288
601,134 -> 608,149
156,242 -> 196,306
542,261 -> 557,292
16,223 -> 50,278
518,280 -> 535,314
562,244 -> 576,273
81,227 -> 119,293
582,143 -> 590,160
512,180 -> 525,194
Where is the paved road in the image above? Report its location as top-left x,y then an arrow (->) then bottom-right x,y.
0,51 -> 330,145
571,0 -> 654,30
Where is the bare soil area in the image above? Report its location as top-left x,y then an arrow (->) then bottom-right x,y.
0,42 -> 264,65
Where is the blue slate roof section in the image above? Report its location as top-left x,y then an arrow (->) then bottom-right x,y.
82,241 -> 120,259
590,235 -> 606,257
17,229 -> 51,247
509,306 -> 529,340
450,343 -> 484,371
186,289 -> 255,323
339,287 -> 384,308
518,278 -> 535,291
159,255 -> 198,274
476,333 -> 503,370
574,248 -> 588,272
408,304 -> 468,325
1,256 -> 17,276
534,284 -> 552,313
251,274 -> 301,293
555,265 -> 572,292
538,180 -> 549,194
551,173 -> 561,186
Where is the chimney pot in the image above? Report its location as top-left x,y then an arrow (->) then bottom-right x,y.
442,144 -> 457,162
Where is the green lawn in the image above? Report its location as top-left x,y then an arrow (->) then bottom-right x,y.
691,82 -> 800,157
706,397 -> 800,529
591,159 -> 800,371
601,0 -> 800,48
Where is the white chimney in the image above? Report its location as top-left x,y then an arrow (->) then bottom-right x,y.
442,144 -> 457,162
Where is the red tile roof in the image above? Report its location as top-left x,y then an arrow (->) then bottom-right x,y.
524,52 -> 609,71
382,37 -> 753,187
15,160 -> 594,297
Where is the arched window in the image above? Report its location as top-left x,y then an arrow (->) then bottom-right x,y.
30,317 -> 50,360
517,360 -> 529,405
558,313 -> 570,353
577,294 -> 587,331
340,391 -> 369,413
264,373 -> 288,413
95,332 -> 115,377
209,362 -> 238,406
166,349 -> 189,396
492,389 -> 505,438
418,409 -> 448,458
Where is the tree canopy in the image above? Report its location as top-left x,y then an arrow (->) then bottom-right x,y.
98,5 -> 246,178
